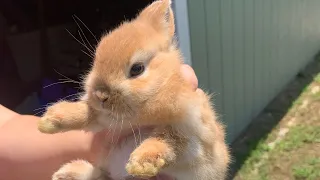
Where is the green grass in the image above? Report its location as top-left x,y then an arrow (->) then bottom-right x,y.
289,86 -> 309,110
314,74 -> 320,83
291,98 -> 303,109
235,111 -> 320,179
235,137 -> 271,179
277,126 -> 320,151
292,157 -> 320,180
236,125 -> 320,179
234,68 -> 320,180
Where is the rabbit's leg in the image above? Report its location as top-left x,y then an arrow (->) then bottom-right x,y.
38,101 -> 100,134
126,127 -> 186,179
52,160 -> 109,180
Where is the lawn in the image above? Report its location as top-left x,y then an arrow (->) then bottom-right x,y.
231,58 -> 320,180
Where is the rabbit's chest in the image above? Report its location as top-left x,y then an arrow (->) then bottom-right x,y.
105,136 -> 137,179
101,134 -> 203,180
101,132 -> 150,179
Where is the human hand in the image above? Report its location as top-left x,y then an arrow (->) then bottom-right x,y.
180,64 -> 198,91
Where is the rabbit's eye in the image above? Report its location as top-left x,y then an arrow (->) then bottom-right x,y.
129,63 -> 145,78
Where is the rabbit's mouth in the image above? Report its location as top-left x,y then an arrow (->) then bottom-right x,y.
87,90 -> 138,118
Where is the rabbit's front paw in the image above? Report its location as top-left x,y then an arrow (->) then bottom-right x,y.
37,101 -> 90,134
53,172 -> 79,180
126,152 -> 166,179
38,107 -> 65,134
52,160 -> 103,180
125,139 -> 174,179
38,101 -> 78,134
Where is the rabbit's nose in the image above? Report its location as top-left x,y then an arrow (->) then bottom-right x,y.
93,90 -> 109,103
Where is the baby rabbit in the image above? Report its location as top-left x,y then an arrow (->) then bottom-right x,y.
38,0 -> 231,179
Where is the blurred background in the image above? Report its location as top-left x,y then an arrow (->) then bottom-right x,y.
0,0 -> 154,113
1,0 -> 320,179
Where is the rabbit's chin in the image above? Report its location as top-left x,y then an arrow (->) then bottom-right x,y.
92,106 -> 136,122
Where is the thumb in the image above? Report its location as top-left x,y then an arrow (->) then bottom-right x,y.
180,64 -> 198,91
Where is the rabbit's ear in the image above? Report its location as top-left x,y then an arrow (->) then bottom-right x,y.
137,0 -> 175,38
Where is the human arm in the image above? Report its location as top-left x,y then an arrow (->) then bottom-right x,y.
0,109 -> 103,180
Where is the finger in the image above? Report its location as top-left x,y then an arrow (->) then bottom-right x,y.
180,64 -> 198,91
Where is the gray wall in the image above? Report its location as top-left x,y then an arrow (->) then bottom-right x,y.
187,0 -> 320,142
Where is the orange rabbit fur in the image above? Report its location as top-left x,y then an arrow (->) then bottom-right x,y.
37,0 -> 231,179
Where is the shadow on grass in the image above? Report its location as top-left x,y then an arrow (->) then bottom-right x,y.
227,53 -> 320,179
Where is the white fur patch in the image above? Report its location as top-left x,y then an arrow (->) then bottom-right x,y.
104,134 -> 149,179
80,94 -> 88,101
53,160 -> 100,180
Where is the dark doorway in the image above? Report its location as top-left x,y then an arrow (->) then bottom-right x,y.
0,0 -> 154,113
